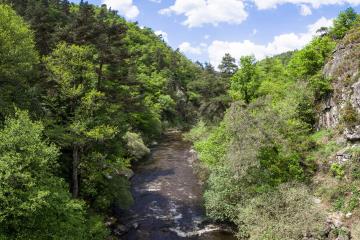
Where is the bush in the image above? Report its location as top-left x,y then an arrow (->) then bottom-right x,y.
330,163 -> 345,179
341,103 -> 360,128
236,183 -> 325,240
309,72 -> 333,100
183,120 -> 209,142
194,122 -> 230,166
204,166 -> 242,221
123,131 -> 150,160
331,182 -> 360,213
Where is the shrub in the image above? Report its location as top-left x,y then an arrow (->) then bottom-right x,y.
183,120 -> 209,142
341,103 -> 360,128
309,72 -> 333,100
204,166 -> 242,222
236,183 -> 325,240
330,163 -> 346,179
123,131 -> 150,160
194,122 -> 230,166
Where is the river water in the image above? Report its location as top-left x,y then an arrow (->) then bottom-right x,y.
119,131 -> 236,240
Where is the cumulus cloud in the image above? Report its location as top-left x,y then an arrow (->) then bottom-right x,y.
179,42 -> 205,55
155,30 -> 169,42
102,0 -> 139,19
300,4 -> 312,16
307,17 -> 334,33
251,0 -> 360,9
159,0 -> 248,27
208,17 -> 333,67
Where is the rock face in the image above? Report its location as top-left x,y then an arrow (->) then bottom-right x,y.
319,28 -> 360,141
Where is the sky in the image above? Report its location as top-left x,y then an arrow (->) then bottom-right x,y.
73,0 -> 360,67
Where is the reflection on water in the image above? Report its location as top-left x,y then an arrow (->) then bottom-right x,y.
118,131 -> 236,240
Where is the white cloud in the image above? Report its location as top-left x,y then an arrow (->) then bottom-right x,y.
307,16 -> 334,34
208,17 -> 334,67
102,0 -> 139,19
150,0 -> 161,3
179,42 -> 204,55
155,30 -> 169,42
251,28 -> 258,36
159,0 -> 248,27
204,35 -> 210,40
251,0 -> 360,10
300,4 -> 312,16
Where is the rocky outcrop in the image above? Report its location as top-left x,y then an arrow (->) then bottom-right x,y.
318,95 -> 340,129
319,27 -> 360,142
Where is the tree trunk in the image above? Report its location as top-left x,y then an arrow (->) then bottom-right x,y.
72,144 -> 80,198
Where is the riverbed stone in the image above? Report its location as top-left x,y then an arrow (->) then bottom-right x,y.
113,224 -> 129,236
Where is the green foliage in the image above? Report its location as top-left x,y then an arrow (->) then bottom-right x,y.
0,110 -> 109,239
230,55 -> 260,103
288,36 -> 336,79
330,182 -> 360,213
194,122 -> 230,166
218,53 -> 238,77
123,131 -> 150,160
204,166 -> 241,222
236,184 -> 325,240
0,4 -> 39,120
309,72 -> 333,99
196,95 -> 314,234
341,103 -> 360,128
330,163 -> 346,179
2,1 -> 360,238
307,130 -> 342,168
187,61 -> 231,122
189,16 -> 348,237
183,120 -> 209,142
44,42 -> 121,199
330,7 -> 359,39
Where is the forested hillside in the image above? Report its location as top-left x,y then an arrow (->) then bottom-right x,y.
185,7 -> 360,240
2,1 -> 360,239
0,1 -> 200,238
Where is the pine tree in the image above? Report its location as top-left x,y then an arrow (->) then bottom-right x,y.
218,53 -> 238,78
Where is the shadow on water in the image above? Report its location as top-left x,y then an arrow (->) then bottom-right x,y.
116,131 -> 236,240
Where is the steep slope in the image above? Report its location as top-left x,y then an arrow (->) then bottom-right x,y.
319,26 -> 360,139
314,24 -> 360,239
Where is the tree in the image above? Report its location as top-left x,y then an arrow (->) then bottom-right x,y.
229,55 -> 259,103
187,62 -> 231,122
44,43 -> 117,198
21,0 -> 71,55
0,4 -> 39,121
218,53 -> 238,77
331,7 -> 359,39
288,36 -> 336,101
0,110 -> 108,239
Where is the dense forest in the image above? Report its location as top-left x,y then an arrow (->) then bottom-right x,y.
1,0 -> 360,239
0,0 -> 201,238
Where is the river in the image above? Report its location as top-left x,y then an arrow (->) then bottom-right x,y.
118,131 -> 236,240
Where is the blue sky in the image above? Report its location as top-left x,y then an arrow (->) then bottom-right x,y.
73,0 -> 360,66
